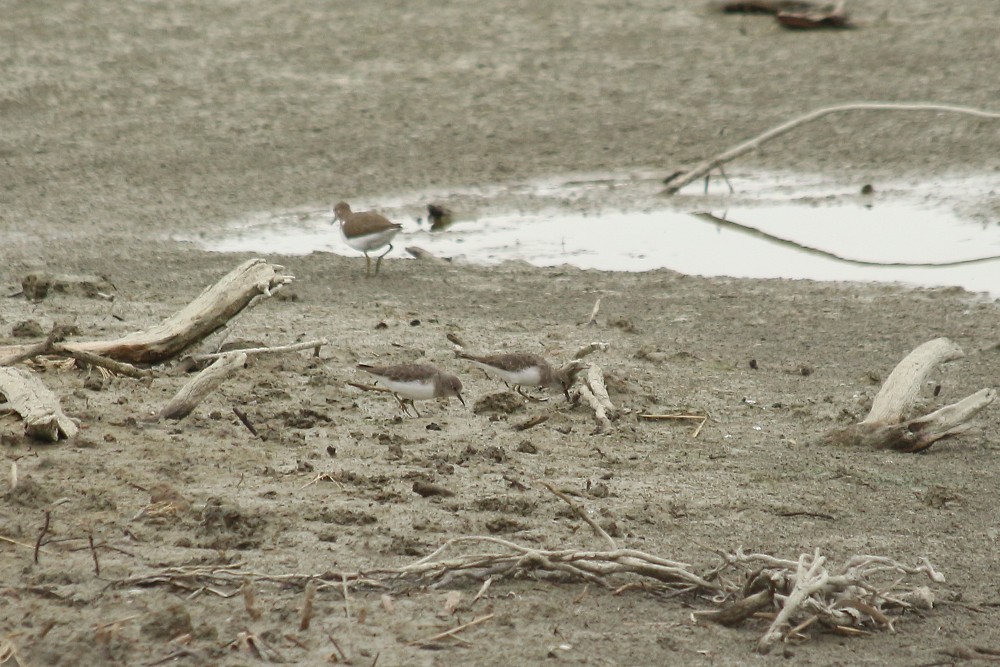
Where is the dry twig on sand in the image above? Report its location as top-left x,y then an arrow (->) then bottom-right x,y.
824,338 -> 995,451
639,412 -> 709,438
109,479 -> 946,653
662,102 -> 1000,195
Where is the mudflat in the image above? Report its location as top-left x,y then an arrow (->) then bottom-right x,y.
1,1 -> 998,665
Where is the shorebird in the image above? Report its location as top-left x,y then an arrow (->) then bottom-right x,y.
457,352 -> 584,401
356,363 -> 465,417
333,201 -> 403,277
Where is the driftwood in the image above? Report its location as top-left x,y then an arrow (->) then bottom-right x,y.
154,353 -> 248,421
0,259 -> 294,365
0,367 -> 78,441
662,102 -> 1000,195
575,363 -> 617,433
825,338 -> 996,451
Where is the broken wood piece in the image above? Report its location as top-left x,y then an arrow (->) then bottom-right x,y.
52,344 -> 153,379
776,1 -> 853,29
572,342 -> 609,360
577,384 -> 612,433
587,298 -> 601,326
0,367 -> 78,441
512,414 -> 549,431
824,337 -> 995,451
861,338 -> 964,426
696,588 -> 773,626
194,338 -> 328,362
585,364 -> 616,417
0,259 -> 294,365
154,352 -> 247,421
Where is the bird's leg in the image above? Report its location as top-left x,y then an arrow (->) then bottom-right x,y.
408,399 -> 421,418
364,253 -> 372,277
374,243 -> 393,277
516,386 -> 547,403
392,393 -> 415,417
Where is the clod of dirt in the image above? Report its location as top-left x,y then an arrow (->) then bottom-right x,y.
635,346 -> 668,363
485,517 -> 528,533
3,474 -> 54,508
21,272 -> 115,301
516,440 -> 538,454
608,316 -> 639,333
473,392 -> 524,415
199,497 -> 264,549
11,319 -> 44,338
278,408 -> 334,429
140,604 -> 193,641
413,480 -> 455,498
484,445 -> 507,463
473,496 -> 537,516
149,483 -> 192,513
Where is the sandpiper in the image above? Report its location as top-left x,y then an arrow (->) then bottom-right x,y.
357,363 -> 465,417
457,352 -> 584,401
333,201 -> 403,277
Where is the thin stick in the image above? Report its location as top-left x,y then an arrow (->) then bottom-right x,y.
233,407 -> 259,437
327,635 -> 349,663
53,344 -> 153,379
299,579 -> 316,631
663,102 -> 1000,194
639,413 -> 708,438
692,415 -> 708,438
89,533 -> 101,576
588,298 -> 601,326
0,534 -> 46,552
342,574 -> 353,620
409,613 -> 495,646
195,338 -> 328,362
540,481 -> 617,550
34,509 -> 51,564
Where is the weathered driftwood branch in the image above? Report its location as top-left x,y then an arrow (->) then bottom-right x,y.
0,259 -> 294,365
577,384 -> 612,433
193,338 -> 328,362
153,352 -> 248,421
662,102 -> 1000,194
0,367 -> 78,441
714,548 -> 945,654
824,338 -> 995,451
574,363 -> 618,433
862,338 -> 964,425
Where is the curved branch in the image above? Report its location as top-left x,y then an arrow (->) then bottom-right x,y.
663,102 -> 1000,194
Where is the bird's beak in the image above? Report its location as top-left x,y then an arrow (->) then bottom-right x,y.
456,393 -> 466,407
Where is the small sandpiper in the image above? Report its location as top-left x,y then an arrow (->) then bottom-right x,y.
357,363 -> 465,417
333,201 -> 403,277
457,352 -> 584,401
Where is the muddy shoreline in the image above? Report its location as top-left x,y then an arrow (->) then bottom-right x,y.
2,1 -> 999,665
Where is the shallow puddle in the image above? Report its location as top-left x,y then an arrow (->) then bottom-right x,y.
197,171 -> 1000,297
